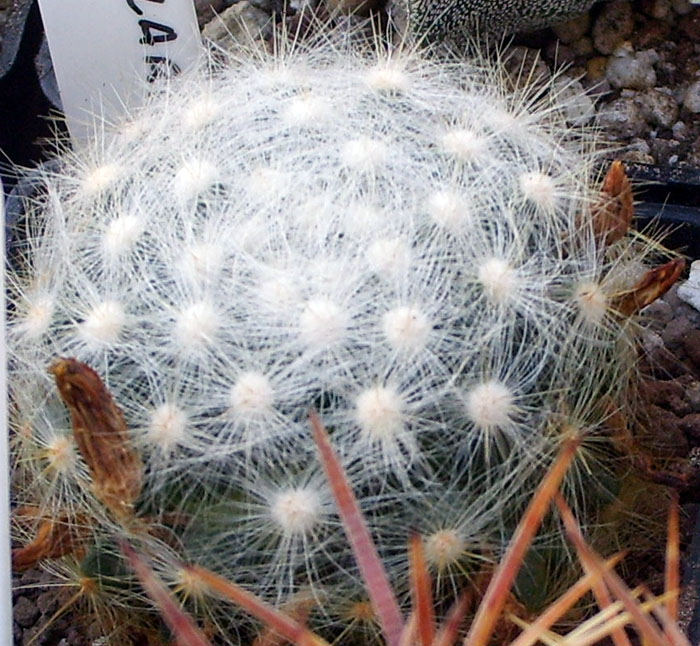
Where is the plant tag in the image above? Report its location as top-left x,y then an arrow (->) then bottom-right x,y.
36,0 -> 203,146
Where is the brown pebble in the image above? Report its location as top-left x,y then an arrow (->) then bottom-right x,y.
620,148 -> 657,163
13,595 -> 39,628
633,18 -> 672,48
683,329 -> 700,369
640,0 -> 672,19
641,298 -> 674,328
647,385 -> 693,416
662,315 -> 693,348
546,42 -> 577,65
587,56 -> 609,81
687,383 -> 700,413
688,135 -> 700,166
677,40 -> 695,70
647,405 -> 689,456
680,8 -> 700,40
67,626 -> 90,646
552,13 -> 591,44
641,332 -> 689,378
670,394 -> 693,417
641,377 -> 686,405
572,36 -> 595,56
193,0 -> 232,28
36,590 -> 58,615
324,0 -> 382,15
593,0 -> 635,54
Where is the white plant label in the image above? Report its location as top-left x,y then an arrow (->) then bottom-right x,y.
37,0 -> 203,146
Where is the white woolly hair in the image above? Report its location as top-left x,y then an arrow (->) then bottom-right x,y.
362,466 -> 524,608
9,378 -> 95,522
182,462 -> 337,604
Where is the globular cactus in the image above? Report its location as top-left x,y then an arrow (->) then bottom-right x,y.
7,25 -> 678,644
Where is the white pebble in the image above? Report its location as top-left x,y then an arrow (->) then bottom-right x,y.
683,81 -> 700,114
606,44 -> 658,91
678,260 -> 700,312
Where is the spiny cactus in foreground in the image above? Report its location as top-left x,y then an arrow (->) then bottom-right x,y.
7,24 -> 682,644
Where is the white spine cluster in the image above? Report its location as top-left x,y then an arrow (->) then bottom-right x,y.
7,29 -> 653,635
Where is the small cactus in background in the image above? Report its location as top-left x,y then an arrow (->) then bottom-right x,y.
392,0 -> 600,44
7,24 -> 681,643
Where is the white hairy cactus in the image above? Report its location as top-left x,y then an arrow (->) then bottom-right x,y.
7,26 -> 664,640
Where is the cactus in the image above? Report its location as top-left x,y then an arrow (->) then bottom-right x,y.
120,416 -> 684,646
7,26 -> 679,644
394,0 -> 600,44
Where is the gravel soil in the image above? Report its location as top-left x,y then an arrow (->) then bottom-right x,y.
532,0 -> 700,169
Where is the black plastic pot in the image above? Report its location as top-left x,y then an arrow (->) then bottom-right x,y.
624,162 -> 700,260
0,1 -> 56,180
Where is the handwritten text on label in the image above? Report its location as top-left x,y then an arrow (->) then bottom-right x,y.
37,0 -> 202,145
127,0 -> 182,82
